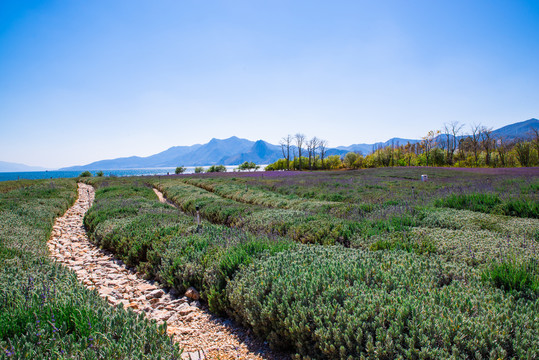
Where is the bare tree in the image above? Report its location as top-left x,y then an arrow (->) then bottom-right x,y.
318,139 -> 328,169
443,121 -> 463,165
421,130 -> 439,166
307,137 -> 319,170
470,123 -> 482,166
479,126 -> 494,166
495,135 -> 511,167
280,135 -> 293,170
294,133 -> 306,170
390,139 -> 395,166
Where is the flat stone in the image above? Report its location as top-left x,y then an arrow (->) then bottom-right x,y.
147,289 -> 165,299
139,283 -> 157,292
178,306 -> 197,316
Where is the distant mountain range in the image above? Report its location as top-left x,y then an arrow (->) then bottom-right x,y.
28,117 -> 539,171
336,118 -> 539,154
0,161 -> 46,172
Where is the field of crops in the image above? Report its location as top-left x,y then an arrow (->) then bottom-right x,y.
81,167 -> 539,359
0,179 -> 181,359
2,167 -> 538,359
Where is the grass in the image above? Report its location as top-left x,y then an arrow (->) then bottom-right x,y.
482,258 -> 539,297
435,192 -> 539,218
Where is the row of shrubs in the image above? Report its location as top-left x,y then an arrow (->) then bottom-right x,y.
228,246 -> 539,359
153,179 -> 418,247
435,192 -> 539,218
179,177 -> 375,218
84,178 -> 539,359
83,180 -> 296,313
0,179 -> 181,359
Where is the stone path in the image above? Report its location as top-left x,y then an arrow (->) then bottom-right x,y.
48,183 -> 287,360
153,187 -> 179,208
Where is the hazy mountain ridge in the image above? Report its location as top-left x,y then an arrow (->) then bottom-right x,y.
0,161 -> 46,172
57,118 -> 538,170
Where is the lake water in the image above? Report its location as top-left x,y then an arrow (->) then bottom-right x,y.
0,166 -> 242,182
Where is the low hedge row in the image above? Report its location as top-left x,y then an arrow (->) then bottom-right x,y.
180,177 -> 374,218
435,192 -> 539,219
154,179 -> 415,246
227,245 -> 539,359
83,181 -> 295,313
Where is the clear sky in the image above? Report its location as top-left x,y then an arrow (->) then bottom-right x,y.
1,0 -> 538,168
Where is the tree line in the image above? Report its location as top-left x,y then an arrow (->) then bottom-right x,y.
266,133 -> 338,171
266,123 -> 539,170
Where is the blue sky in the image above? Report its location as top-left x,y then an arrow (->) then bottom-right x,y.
1,0 -> 538,168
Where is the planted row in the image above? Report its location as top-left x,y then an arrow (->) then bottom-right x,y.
227,245 -> 539,359
435,192 -> 539,219
154,179 -> 419,246
180,177 -> 374,218
154,179 -> 361,245
83,180 -> 295,313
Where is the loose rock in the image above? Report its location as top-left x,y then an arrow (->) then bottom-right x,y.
185,286 -> 200,300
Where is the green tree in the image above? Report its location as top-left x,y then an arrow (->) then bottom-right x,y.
343,152 -> 358,168
514,141 -> 531,167
207,165 -> 227,173
175,166 -> 186,174
326,155 -> 342,169
79,171 -> 92,177
238,161 -> 259,172
194,167 -> 205,173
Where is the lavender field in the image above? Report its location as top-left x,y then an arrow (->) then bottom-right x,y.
79,167 -> 539,359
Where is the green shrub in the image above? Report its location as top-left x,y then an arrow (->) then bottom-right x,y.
157,225 -> 295,313
503,198 -> 539,219
156,180 -> 399,246
0,259 -> 181,359
482,258 -> 539,297
228,245 -> 539,359
206,165 -> 226,173
369,231 -> 436,255
418,207 -> 539,239
435,193 -> 539,219
435,193 -> 502,213
0,180 -> 77,261
180,177 -> 374,219
79,171 -> 92,177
